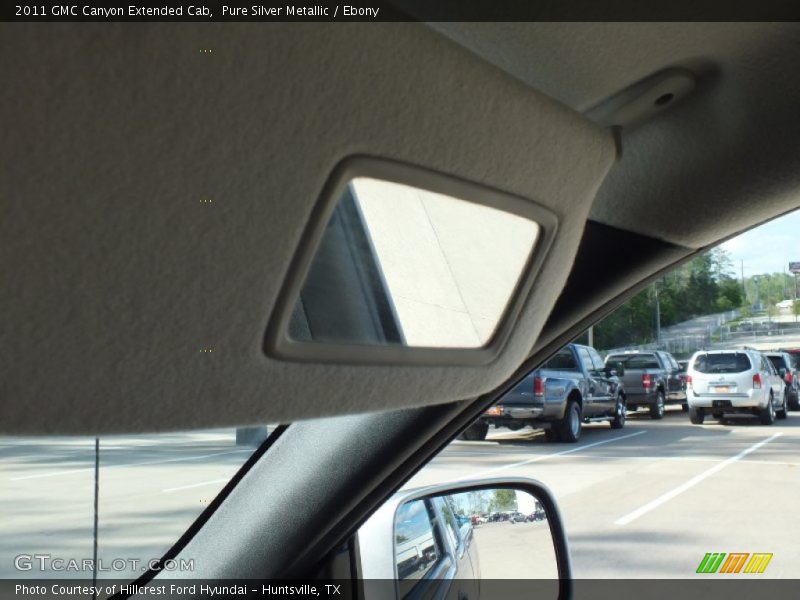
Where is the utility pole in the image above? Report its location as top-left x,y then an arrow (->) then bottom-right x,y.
782,266 -> 787,300
754,275 -> 761,311
587,325 -> 594,347
654,282 -> 661,346
741,260 -> 746,304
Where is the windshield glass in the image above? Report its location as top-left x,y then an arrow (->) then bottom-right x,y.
447,210 -> 800,584
0,428 -> 270,581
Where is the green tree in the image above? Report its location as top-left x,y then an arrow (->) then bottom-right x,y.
487,489 -> 517,513
708,247 -> 735,279
593,288 -> 655,349
684,254 -> 718,316
588,247 -> 790,351
767,303 -> 777,321
717,277 -> 743,310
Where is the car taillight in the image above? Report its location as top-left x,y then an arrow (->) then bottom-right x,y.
753,373 -> 762,389
685,375 -> 692,389
641,374 -> 652,389
533,376 -> 544,397
785,372 -> 793,385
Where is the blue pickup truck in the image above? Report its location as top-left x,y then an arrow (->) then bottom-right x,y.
461,343 -> 626,443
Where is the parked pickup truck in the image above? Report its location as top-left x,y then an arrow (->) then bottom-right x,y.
603,350 -> 687,418
461,343 -> 626,443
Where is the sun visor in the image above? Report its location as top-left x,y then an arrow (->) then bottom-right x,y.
0,23 -> 616,433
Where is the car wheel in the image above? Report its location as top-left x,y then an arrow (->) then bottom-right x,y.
790,390 -> 800,411
557,399 -> 582,443
459,421 -> 489,441
610,396 -> 626,429
649,391 -> 665,420
776,394 -> 788,420
689,406 -> 704,425
759,394 -> 776,425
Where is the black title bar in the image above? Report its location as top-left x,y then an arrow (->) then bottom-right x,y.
4,0 -> 800,22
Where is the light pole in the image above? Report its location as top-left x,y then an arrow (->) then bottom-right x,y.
753,275 -> 761,311
741,260 -> 746,304
654,282 -> 661,346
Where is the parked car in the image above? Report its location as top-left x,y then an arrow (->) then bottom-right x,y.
461,343 -> 626,443
779,348 -> 800,365
686,348 -> 787,425
526,509 -> 546,522
604,350 -> 687,418
765,351 -> 800,410
779,348 -> 800,407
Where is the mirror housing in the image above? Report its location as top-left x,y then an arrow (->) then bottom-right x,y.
779,367 -> 787,377
356,477 -> 571,599
605,361 -> 625,378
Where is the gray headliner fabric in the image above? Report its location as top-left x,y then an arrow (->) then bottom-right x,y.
0,24 -> 615,434
433,23 -> 800,247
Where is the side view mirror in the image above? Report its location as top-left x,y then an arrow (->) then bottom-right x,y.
605,362 -> 624,378
357,477 -> 571,599
779,367 -> 787,377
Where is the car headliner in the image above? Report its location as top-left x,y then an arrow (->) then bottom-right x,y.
3,22 -> 800,434
435,23 -> 800,247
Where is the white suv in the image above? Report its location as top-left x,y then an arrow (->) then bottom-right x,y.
686,349 -> 786,425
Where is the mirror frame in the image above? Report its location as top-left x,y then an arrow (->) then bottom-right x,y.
264,156 -> 559,366
365,476 -> 572,599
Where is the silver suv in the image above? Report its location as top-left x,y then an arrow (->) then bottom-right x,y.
686,348 -> 787,425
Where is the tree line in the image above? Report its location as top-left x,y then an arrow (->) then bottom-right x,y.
589,248 -> 746,350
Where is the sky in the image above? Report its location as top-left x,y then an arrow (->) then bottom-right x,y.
720,208 -> 800,277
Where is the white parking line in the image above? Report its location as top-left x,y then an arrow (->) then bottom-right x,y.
547,453 -> 798,467
441,452 -> 518,457
614,432 -> 783,526
8,449 -> 251,481
443,430 -> 647,484
163,478 -> 229,493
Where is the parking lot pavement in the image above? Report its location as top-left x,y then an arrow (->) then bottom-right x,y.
409,406 -> 800,578
473,520 -> 558,579
1,409 -> 798,580
0,430 -> 258,579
